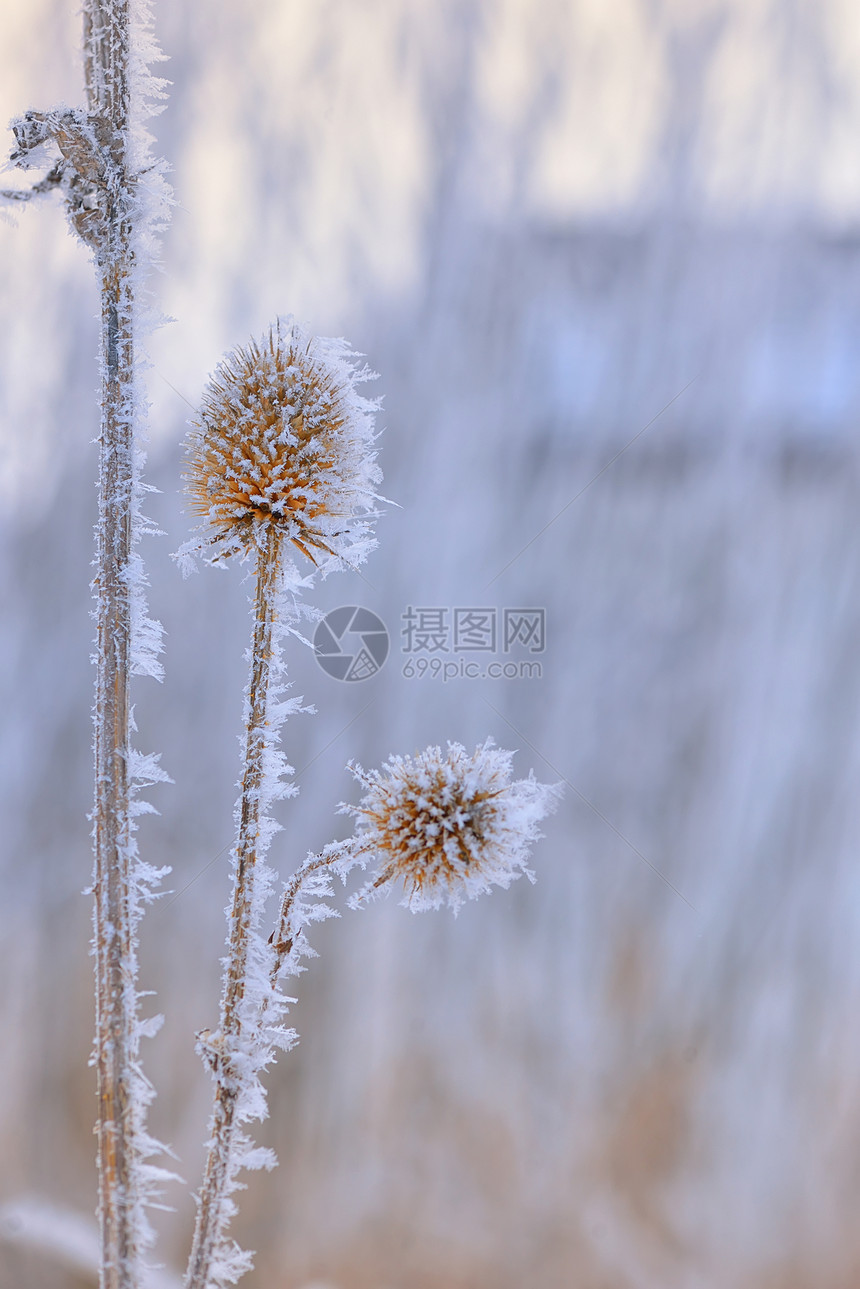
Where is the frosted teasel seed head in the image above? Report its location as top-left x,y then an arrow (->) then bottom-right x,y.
183,316 -> 382,569
343,740 -> 562,912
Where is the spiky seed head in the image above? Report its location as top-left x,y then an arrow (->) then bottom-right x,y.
185,316 -> 381,567
343,741 -> 561,912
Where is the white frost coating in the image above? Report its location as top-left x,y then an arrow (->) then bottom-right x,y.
186,737 -> 558,1282
186,580 -> 344,1289
126,0 -> 172,686
183,336 -> 382,1283
85,1 -> 175,1285
0,1198 -> 183,1289
4,8 -> 175,1283
128,503 -> 166,682
180,319 -> 382,1288
190,839 -> 363,1289
176,315 -> 382,581
343,740 -> 563,912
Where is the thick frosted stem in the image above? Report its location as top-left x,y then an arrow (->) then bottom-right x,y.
186,525 -> 283,1289
84,3 -> 138,1287
92,257 -> 136,1289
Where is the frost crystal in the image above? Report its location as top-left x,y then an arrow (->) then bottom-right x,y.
344,741 -> 562,912
183,316 -> 381,571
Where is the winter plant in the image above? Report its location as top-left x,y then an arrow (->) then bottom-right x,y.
3,2 -> 173,1286
177,319 -> 381,1287
2,4 -> 560,1289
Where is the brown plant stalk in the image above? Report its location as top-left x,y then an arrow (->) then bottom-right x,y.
179,317 -> 380,1287
186,524 -> 284,1289
5,0 -> 169,1276
83,3 -> 140,1287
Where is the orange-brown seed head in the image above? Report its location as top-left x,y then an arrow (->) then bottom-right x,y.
344,741 -> 561,912
185,317 -> 380,567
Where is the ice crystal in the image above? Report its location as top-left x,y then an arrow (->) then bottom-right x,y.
344,740 -> 562,912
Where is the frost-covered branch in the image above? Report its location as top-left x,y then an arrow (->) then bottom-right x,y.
185,525 -> 291,1289
269,844 -> 355,982
4,3 -> 172,1287
187,831 -> 359,1289
81,4 -> 173,1285
2,107 -> 121,244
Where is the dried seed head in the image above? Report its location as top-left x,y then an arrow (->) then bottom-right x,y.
185,317 -> 381,567
344,741 -> 561,911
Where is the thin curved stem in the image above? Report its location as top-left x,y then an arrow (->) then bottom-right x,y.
268,851 -> 338,982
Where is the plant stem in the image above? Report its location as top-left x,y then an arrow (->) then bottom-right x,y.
84,3 -> 138,1286
186,524 -> 283,1289
268,851 -> 341,983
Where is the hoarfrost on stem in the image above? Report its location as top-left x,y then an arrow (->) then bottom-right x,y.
182,317 -> 382,1289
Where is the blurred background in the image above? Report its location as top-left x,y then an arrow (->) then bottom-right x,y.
3,0 -> 860,1285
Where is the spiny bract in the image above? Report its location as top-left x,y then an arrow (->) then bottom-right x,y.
185,316 -> 381,566
344,741 -> 561,912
